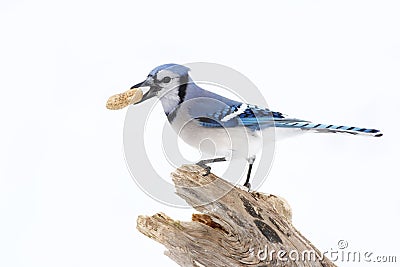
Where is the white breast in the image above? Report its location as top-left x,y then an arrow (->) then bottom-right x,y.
160,90 -> 181,115
169,105 -> 262,161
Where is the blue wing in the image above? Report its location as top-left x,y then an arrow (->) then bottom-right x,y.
194,104 -> 306,131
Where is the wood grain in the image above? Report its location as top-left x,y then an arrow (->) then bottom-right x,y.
137,165 -> 336,267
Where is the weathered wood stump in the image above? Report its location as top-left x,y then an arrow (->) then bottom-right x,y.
137,165 -> 336,267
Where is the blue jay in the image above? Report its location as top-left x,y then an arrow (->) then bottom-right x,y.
131,63 -> 382,188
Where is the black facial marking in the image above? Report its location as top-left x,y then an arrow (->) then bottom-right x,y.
167,108 -> 178,122
178,75 -> 188,104
164,74 -> 189,120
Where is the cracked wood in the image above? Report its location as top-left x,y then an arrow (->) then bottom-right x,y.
137,165 -> 336,267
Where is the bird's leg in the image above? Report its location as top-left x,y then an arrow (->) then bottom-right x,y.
243,164 -> 253,189
243,156 -> 256,190
196,157 -> 226,176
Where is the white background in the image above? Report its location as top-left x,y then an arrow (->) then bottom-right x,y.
1,1 -> 399,266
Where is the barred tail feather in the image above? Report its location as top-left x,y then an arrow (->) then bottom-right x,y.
275,122 -> 383,137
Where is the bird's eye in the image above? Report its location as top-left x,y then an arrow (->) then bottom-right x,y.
161,76 -> 171,83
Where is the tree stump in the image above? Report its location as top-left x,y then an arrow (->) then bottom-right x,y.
137,165 -> 336,267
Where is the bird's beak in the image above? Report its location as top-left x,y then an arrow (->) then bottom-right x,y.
131,76 -> 159,104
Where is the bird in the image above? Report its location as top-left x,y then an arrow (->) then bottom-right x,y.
131,63 -> 382,189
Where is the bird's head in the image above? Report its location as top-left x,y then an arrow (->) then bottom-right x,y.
132,63 -> 190,105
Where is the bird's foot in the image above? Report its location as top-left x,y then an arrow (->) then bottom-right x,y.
243,182 -> 251,191
195,161 -> 211,176
236,183 -> 251,192
195,157 -> 226,176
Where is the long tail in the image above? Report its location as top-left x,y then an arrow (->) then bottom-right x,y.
275,121 -> 383,137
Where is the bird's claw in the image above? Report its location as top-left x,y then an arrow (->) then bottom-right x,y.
243,182 -> 251,191
196,162 -> 211,176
